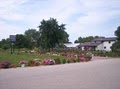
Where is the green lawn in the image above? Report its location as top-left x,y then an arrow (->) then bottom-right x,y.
0,49 -> 67,66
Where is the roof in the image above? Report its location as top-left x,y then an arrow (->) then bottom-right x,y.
64,43 -> 80,47
78,42 -> 101,47
78,37 -> 116,47
92,37 -> 116,42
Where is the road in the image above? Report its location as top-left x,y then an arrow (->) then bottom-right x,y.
0,57 -> 120,89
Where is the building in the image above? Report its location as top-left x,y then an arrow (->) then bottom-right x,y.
64,43 -> 79,48
78,37 -> 116,51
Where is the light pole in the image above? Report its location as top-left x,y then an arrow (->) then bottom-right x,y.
11,43 -> 14,54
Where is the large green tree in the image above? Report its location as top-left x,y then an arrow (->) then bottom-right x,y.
38,18 -> 69,50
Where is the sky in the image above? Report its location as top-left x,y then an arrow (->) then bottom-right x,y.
0,0 -> 120,42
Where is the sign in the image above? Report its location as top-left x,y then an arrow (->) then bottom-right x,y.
10,35 -> 16,42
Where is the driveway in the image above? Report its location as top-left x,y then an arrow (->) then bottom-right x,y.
0,57 -> 120,89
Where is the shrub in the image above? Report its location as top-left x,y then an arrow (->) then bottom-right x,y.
41,59 -> 55,65
80,54 -> 86,62
28,59 -> 40,66
85,52 -> 92,61
76,58 -> 80,62
69,57 -> 74,63
61,59 -> 66,64
10,64 -> 17,68
54,58 -> 61,64
1,44 -> 10,50
66,59 -> 70,63
0,61 -> 11,69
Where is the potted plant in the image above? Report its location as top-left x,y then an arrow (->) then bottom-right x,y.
19,60 -> 28,67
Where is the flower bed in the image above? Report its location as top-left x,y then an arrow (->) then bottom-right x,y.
0,61 -> 11,69
41,59 -> 55,65
28,59 -> 40,66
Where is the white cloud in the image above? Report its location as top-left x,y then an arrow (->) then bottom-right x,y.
0,21 -> 25,40
65,0 -> 120,42
0,0 -> 27,21
0,0 -> 120,42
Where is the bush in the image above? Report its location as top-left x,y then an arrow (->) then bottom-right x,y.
85,52 -> 92,61
10,64 -> 17,68
69,57 -> 74,63
61,59 -> 66,64
41,59 -> 55,65
76,58 -> 80,62
0,61 -> 11,69
1,44 -> 10,50
66,59 -> 70,63
80,54 -> 86,62
54,58 -> 61,64
28,59 -> 40,66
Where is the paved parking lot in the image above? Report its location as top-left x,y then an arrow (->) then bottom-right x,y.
0,57 -> 120,89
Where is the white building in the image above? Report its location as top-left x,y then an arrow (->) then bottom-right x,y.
64,43 -> 79,48
78,37 -> 116,51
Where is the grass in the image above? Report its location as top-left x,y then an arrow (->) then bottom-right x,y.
0,49 -> 67,66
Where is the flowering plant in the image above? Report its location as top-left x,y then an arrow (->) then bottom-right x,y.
28,59 -> 40,66
85,52 -> 92,61
19,60 -> 28,65
80,54 -> 86,61
0,61 -> 11,68
41,59 -> 55,65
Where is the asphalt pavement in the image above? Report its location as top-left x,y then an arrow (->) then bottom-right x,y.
0,57 -> 120,89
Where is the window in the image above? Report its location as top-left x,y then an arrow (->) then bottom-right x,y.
101,41 -> 104,43
104,46 -> 106,49
110,46 -> 112,49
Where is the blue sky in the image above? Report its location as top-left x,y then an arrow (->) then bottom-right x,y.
0,0 -> 120,42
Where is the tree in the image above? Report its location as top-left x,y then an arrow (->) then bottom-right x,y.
24,29 -> 40,49
1,44 -> 10,50
115,26 -> 120,41
112,26 -> 120,52
38,18 -> 69,51
62,31 -> 69,43
111,41 -> 120,52
0,38 -> 10,50
15,34 -> 26,54
74,36 -> 104,43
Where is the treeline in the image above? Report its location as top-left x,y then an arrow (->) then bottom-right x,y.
0,17 -> 120,52
0,18 -> 69,50
74,36 -> 104,43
